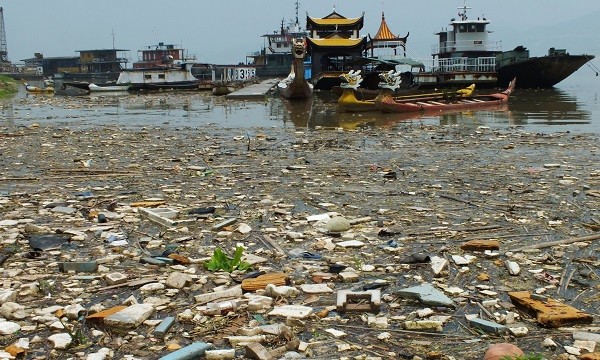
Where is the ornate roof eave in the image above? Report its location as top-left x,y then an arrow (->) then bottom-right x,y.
306,37 -> 367,50
368,31 -> 409,46
306,13 -> 364,30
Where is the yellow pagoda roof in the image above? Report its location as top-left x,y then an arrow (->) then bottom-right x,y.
306,37 -> 366,48
374,13 -> 398,40
307,17 -> 362,26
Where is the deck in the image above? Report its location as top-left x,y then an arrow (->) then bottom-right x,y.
226,79 -> 279,99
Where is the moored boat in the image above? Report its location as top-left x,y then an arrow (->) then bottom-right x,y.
247,1 -> 310,78
24,82 -> 54,94
116,62 -> 200,91
377,78 -> 515,113
411,2 -> 593,89
278,39 -> 314,99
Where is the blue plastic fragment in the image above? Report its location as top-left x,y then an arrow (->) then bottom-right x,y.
154,316 -> 175,338
468,317 -> 507,333
158,342 -> 212,360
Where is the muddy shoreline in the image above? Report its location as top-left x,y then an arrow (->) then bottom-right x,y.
0,117 -> 599,359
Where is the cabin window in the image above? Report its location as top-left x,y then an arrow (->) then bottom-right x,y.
469,24 -> 476,32
144,75 -> 152,80
476,24 -> 485,32
158,74 -> 165,79
459,25 -> 467,33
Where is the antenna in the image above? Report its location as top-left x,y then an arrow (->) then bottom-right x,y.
111,29 -> 116,49
295,0 -> 300,25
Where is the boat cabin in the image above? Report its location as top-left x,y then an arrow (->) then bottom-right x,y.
77,49 -> 129,73
134,42 -> 196,69
247,18 -> 309,77
418,3 -> 502,87
433,6 -> 500,59
305,8 -> 367,89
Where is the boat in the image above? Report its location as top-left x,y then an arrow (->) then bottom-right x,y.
411,2 -> 594,89
62,44 -> 201,92
246,1 -> 310,78
496,46 -> 595,88
377,78 -> 515,113
88,83 -> 130,92
337,70 -> 401,112
114,61 -> 201,91
412,3 -> 501,89
277,39 -> 313,99
24,81 -> 54,94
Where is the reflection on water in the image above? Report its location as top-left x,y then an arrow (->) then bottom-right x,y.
2,83 -> 599,133
508,88 -> 591,126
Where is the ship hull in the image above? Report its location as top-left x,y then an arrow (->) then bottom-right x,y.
497,55 -> 594,88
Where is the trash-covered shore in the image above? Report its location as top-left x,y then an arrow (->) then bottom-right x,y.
0,117 -> 599,359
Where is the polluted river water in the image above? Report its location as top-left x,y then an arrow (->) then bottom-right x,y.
3,71 -> 600,133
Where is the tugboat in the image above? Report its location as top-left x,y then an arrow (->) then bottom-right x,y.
417,1 -> 595,89
414,2 -> 501,88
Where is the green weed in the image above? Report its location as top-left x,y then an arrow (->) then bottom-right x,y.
205,246 -> 251,272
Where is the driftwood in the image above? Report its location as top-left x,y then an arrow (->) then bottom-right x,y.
260,235 -> 286,257
508,233 -> 600,253
380,224 -> 503,237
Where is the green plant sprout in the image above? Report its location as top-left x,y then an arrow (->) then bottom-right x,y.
205,246 -> 251,272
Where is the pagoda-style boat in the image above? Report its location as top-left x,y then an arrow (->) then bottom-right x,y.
377,78 -> 515,114
305,9 -> 367,90
278,39 -> 313,99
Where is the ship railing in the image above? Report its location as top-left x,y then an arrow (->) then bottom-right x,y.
413,57 -> 497,73
434,57 -> 497,73
431,40 -> 502,55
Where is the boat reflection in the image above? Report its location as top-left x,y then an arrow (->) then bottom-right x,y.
507,88 -> 591,126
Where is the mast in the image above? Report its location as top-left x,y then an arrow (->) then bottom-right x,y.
0,7 -> 8,62
458,0 -> 471,21
295,0 -> 300,25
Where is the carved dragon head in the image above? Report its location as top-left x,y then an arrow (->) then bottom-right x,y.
339,70 -> 363,90
378,70 -> 402,91
293,39 -> 306,59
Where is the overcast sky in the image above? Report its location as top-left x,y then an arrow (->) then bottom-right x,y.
3,0 -> 600,66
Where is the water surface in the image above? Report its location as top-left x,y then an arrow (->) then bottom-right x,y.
2,71 -> 599,133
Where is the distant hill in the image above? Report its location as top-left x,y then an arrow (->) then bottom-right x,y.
496,9 -> 600,56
